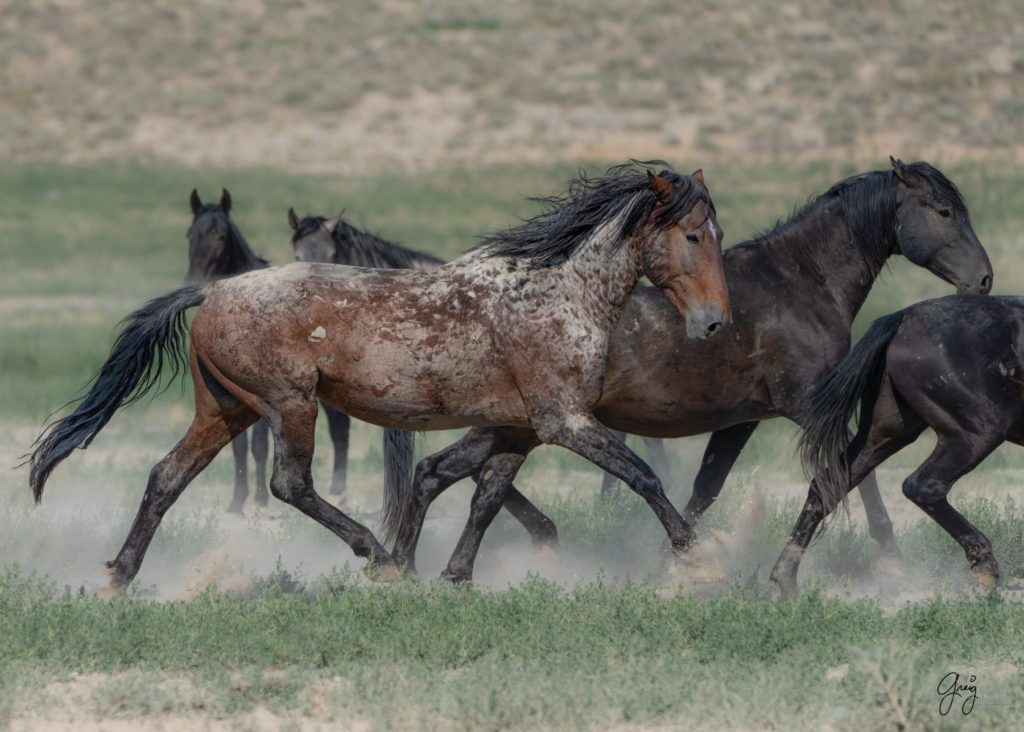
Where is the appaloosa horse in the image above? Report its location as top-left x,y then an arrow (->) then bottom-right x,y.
185,188 -> 270,513
287,209 -> 444,502
27,161 -> 729,590
773,295 -> 1024,595
391,158 -> 993,582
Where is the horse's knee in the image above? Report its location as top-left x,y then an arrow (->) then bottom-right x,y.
901,476 -> 944,506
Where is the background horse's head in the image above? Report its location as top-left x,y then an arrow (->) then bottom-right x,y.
889,157 -> 993,294
288,208 -> 343,264
641,168 -> 730,340
185,188 -> 267,284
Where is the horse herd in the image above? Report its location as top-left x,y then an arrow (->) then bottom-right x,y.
27,156 -> 1024,596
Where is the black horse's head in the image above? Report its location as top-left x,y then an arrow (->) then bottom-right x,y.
890,157 -> 993,295
288,208 -> 343,264
185,189 -> 266,284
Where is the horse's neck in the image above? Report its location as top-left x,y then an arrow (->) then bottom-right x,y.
768,205 -> 892,326
559,227 -> 644,330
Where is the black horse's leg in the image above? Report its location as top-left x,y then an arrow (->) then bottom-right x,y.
901,435 -> 1002,588
226,431 -> 250,514
599,430 -> 628,496
501,488 -> 559,550
251,419 -> 270,507
770,430 -> 919,596
443,451 -> 529,582
392,427 -> 538,574
267,402 -> 397,580
107,411 -> 255,590
855,470 -> 902,561
641,437 -> 675,491
540,416 -> 696,553
681,422 -> 758,526
322,403 -> 350,498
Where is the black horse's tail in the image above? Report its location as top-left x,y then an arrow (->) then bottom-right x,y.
799,310 -> 906,516
25,284 -> 208,502
379,428 -> 415,544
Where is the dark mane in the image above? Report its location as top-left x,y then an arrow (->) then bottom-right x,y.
291,215 -> 443,269
193,204 -> 268,273
475,160 -> 714,269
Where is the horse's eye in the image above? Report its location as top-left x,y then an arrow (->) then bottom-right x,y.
686,234 -> 700,244
939,209 -> 951,218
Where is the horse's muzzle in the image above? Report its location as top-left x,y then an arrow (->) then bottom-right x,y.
686,305 -> 729,341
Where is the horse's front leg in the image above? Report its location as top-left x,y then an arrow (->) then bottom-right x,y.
536,414 -> 696,554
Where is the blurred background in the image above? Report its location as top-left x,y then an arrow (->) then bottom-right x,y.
1,0 -> 1022,592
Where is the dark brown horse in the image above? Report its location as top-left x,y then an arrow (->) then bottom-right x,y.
773,295 -> 1024,595
287,209 -> 444,503
392,158 -> 993,582
184,188 -> 271,513
26,162 -> 729,591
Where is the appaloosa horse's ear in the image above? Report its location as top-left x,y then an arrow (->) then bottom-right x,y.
690,168 -> 705,184
325,210 -> 345,232
890,156 -> 925,189
220,189 -> 232,214
288,208 -> 300,231
647,170 -> 672,202
190,189 -> 202,215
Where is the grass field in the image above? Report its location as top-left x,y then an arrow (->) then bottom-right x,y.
2,158 -> 1024,729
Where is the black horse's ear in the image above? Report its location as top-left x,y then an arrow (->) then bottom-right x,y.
287,207 -> 300,231
690,168 -> 705,184
325,210 -> 345,232
220,188 -> 232,214
647,170 -> 672,203
891,156 -> 925,189
190,189 -> 202,214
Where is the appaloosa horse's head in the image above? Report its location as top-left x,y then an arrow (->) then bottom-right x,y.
185,188 -> 268,284
640,167 -> 730,339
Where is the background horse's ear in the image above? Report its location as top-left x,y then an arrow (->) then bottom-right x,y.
647,170 -> 672,203
890,156 -> 925,189
189,189 -> 202,215
288,207 -> 300,231
325,210 -> 346,232
690,169 -> 705,184
220,189 -> 232,214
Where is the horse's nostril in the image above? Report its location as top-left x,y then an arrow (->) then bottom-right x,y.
706,321 -> 722,336
980,274 -> 993,293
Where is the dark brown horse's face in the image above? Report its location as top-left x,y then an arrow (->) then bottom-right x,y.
185,189 -> 233,285
290,210 -> 341,264
892,158 -> 993,295
642,193 -> 730,340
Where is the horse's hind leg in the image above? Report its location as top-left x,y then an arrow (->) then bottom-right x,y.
266,401 -> 397,579
322,403 -> 350,498
856,470 -> 902,565
251,419 -> 270,507
107,405 -> 255,591
226,431 -> 250,514
901,435 -> 1002,589
681,422 -> 758,525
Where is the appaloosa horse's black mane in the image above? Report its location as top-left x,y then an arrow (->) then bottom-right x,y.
477,161 -> 714,269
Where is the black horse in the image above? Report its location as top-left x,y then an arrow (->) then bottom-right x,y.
287,209 -> 444,502
773,295 -> 1024,595
185,189 -> 270,513
390,158 -> 994,582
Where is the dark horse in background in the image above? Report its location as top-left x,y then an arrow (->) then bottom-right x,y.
185,189 -> 270,513
391,158 -> 993,582
773,295 -> 1024,595
287,208 -> 444,503
27,162 -> 729,592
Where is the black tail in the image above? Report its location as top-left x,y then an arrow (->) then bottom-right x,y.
799,310 -> 906,515
380,428 -> 414,544
25,284 -> 208,501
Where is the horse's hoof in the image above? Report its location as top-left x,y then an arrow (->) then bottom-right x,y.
94,584 -> 119,599
873,552 -> 905,576
663,551 -> 725,595
970,565 -> 999,591
363,562 -> 401,583
535,544 -> 560,568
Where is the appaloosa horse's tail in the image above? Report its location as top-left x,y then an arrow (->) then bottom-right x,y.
380,428 -> 415,544
26,284 -> 208,502
798,310 -> 906,515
